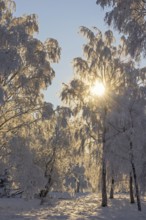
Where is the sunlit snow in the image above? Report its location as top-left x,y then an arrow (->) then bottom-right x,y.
0,193 -> 146,220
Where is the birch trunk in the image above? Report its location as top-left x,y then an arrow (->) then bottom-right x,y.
129,172 -> 135,204
130,141 -> 141,211
101,107 -> 107,207
109,177 -> 114,199
101,159 -> 107,206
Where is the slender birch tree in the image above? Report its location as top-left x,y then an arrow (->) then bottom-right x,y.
61,26 -> 136,207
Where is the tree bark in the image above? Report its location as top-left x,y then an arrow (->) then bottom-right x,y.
40,172 -> 53,205
40,148 -> 56,204
101,107 -> 107,207
109,177 -> 114,199
75,180 -> 80,193
130,141 -> 141,211
129,172 -> 135,204
101,159 -> 107,206
40,174 -> 52,197
131,160 -> 141,211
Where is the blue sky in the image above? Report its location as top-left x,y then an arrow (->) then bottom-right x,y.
14,0 -> 109,107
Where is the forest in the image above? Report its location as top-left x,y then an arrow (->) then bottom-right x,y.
0,0 -> 146,219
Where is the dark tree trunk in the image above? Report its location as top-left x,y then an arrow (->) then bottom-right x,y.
131,160 -> 141,211
40,174 -> 52,197
130,141 -> 141,211
40,173 -> 53,205
75,180 -> 80,193
40,149 -> 56,204
101,107 -> 107,207
109,177 -> 114,199
101,159 -> 107,206
129,172 -> 135,204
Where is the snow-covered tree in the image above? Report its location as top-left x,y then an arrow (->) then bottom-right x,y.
5,135 -> 46,198
106,84 -> 146,211
61,26 -> 146,209
64,164 -> 88,195
96,0 -> 146,58
61,26 -> 128,207
30,106 -> 73,203
0,0 -> 61,147
0,0 -> 62,199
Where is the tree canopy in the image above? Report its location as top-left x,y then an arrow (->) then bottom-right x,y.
0,0 -> 61,144
96,0 -> 146,58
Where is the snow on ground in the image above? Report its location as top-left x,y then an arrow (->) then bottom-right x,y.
0,193 -> 146,219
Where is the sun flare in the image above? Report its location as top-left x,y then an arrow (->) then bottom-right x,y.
91,81 -> 105,97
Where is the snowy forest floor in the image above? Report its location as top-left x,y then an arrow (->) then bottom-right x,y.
0,193 -> 146,220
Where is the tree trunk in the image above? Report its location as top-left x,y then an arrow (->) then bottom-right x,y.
131,160 -> 141,211
40,173 -> 53,205
129,172 -> 135,204
40,155 -> 55,204
101,107 -> 107,207
130,141 -> 141,211
101,159 -> 107,206
109,177 -> 114,199
75,180 -> 80,193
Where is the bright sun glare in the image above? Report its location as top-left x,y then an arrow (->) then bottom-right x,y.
91,81 -> 105,97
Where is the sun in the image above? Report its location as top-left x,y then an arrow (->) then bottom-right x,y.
91,81 -> 105,97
